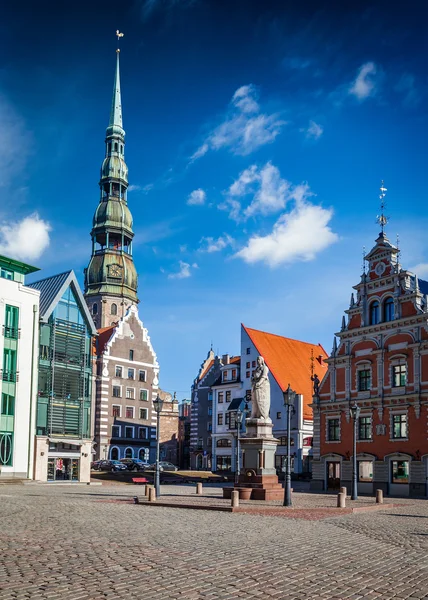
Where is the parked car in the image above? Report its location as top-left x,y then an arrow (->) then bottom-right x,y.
120,459 -> 148,472
144,461 -> 178,472
91,460 -> 103,470
94,460 -> 127,472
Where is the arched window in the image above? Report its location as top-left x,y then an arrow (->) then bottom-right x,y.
92,303 -> 98,315
114,142 -> 118,152
369,300 -> 380,325
120,145 -> 123,154
139,448 -> 148,462
110,447 -> 119,460
216,438 -> 232,448
111,303 -> 117,316
384,297 -> 395,322
125,447 -> 133,458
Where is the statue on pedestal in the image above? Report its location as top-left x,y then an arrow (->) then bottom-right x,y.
251,356 -> 270,420
311,373 -> 320,397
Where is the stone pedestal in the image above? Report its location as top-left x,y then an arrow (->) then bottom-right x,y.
223,418 -> 283,501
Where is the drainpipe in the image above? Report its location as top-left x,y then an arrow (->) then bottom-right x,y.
27,304 -> 38,479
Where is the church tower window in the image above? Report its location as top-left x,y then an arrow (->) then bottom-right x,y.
92,303 -> 98,315
111,303 -> 117,316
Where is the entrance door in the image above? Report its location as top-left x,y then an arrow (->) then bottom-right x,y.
47,458 -> 80,481
327,461 -> 340,490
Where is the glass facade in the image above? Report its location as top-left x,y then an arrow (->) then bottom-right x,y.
1,304 -> 19,466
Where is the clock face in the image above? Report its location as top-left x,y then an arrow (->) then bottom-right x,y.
375,262 -> 386,276
109,264 -> 122,278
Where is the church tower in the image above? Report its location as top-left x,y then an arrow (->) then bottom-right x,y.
84,43 -> 138,328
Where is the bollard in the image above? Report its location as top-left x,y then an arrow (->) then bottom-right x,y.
148,486 -> 156,502
340,486 -> 347,497
144,484 -> 150,497
133,496 -> 139,505
196,482 -> 203,495
376,489 -> 383,504
231,490 -> 239,508
337,492 -> 346,508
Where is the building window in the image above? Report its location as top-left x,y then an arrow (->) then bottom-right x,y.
139,389 -> 148,401
216,438 -> 232,447
252,360 -> 256,368
392,364 -> 406,387
208,405 -> 212,416
225,412 -> 230,425
112,386 -> 121,398
125,427 -> 134,439
112,405 -> 121,417
138,427 -> 148,440
92,303 -> 98,315
369,300 -> 380,325
218,392 -> 224,403
129,349 -> 134,361
216,456 -> 231,471
276,412 -> 281,419
223,371 -> 228,382
1,394 -> 14,416
358,416 -> 372,440
125,447 -> 133,458
392,414 -> 407,439
384,297 -> 394,321
327,418 -> 340,441
218,413 -> 223,426
391,460 -> 409,484
225,391 -> 231,402
0,267 -> 13,280
245,390 -> 251,402
126,388 -> 135,399
231,369 -> 237,380
139,370 -> 146,382
4,305 -> 19,338
198,438 -> 203,449
278,436 -> 294,446
139,408 -> 148,420
303,437 -> 312,447
111,425 -> 120,438
111,303 -> 117,316
358,369 -> 371,391
246,362 -> 250,368
246,348 -> 251,355
115,366 -> 122,378
128,368 -> 135,380
358,461 -> 373,482
246,371 -> 250,378
229,412 -> 236,430
125,406 -> 134,419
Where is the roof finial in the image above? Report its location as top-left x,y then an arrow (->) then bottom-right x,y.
116,30 -> 124,52
362,245 -> 366,276
376,180 -> 388,235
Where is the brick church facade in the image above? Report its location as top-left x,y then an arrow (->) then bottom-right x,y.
311,223 -> 428,497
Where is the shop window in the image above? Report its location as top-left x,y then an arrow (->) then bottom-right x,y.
369,300 -> 380,325
216,456 -> 231,471
384,297 -> 394,321
111,425 -> 120,438
138,427 -> 148,439
139,389 -> 148,401
358,369 -> 371,391
327,418 -> 340,441
139,448 -> 149,461
391,460 -> 409,484
392,414 -> 407,439
358,416 -> 372,440
110,447 -> 119,460
392,364 -> 406,387
358,461 -> 373,482
125,427 -> 134,439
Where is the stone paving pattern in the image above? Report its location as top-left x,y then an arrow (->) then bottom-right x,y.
0,484 -> 427,600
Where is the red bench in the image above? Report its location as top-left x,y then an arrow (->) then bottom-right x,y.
132,477 -> 148,484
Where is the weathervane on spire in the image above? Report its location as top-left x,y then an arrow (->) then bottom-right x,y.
376,180 -> 388,234
362,246 -> 366,275
116,30 -> 124,52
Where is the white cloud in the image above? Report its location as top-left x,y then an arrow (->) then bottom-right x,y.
168,260 -> 198,279
0,213 -> 51,261
199,234 -> 234,253
410,263 -> 428,279
191,84 -> 286,160
187,188 -> 206,205
305,120 -> 324,139
0,94 -> 31,190
127,184 -> 142,192
235,201 -> 338,267
349,62 -> 377,100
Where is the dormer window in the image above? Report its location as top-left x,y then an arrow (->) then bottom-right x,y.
369,300 -> 380,325
223,371 -> 228,382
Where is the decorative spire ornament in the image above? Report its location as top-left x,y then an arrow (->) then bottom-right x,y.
376,180 -> 388,235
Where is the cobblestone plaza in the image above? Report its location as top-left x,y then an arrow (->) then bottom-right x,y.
0,484 -> 427,599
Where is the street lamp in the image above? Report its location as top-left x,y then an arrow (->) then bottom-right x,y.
282,384 -> 296,507
350,403 -> 360,501
235,403 -> 249,484
153,394 -> 164,498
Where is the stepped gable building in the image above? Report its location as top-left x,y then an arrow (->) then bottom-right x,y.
241,324 -> 328,475
85,41 -> 161,464
0,255 -> 40,479
312,191 -> 428,497
28,271 -> 97,482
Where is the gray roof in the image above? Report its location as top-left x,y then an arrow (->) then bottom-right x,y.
227,397 -> 245,412
419,278 -> 428,295
27,270 -> 97,335
27,271 -> 71,317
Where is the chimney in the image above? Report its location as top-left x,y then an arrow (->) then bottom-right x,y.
222,354 -> 230,365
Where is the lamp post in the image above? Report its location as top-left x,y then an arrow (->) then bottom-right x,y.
350,403 -> 360,501
283,384 -> 296,507
153,394 -> 164,498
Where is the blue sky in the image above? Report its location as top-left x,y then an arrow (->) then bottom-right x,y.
0,0 -> 427,397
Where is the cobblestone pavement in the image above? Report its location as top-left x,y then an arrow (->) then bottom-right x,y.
0,484 -> 427,600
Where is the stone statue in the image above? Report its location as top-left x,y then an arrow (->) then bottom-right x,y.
251,356 -> 271,420
311,373 -> 320,396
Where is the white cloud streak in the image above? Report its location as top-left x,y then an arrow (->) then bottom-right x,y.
0,94 -> 31,190
0,213 -> 51,261
305,120 -> 324,139
199,234 -> 234,253
191,84 -> 286,160
168,260 -> 198,279
349,62 -> 377,100
410,263 -> 428,279
187,188 -> 206,205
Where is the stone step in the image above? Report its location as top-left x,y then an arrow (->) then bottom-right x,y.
0,478 -> 26,485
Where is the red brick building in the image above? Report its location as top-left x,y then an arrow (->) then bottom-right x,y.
311,228 -> 428,497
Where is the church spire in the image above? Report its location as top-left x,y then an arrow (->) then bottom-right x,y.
109,49 -> 123,129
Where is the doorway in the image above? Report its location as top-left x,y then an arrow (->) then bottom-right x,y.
47,458 -> 80,481
326,461 -> 340,490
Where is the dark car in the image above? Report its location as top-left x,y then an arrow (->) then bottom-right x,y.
91,460 -> 103,470
144,461 -> 178,472
120,459 -> 148,472
95,460 -> 127,472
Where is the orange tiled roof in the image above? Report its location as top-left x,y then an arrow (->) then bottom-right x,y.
96,325 -> 116,355
243,324 -> 328,421
199,359 -> 214,381
230,356 -> 240,364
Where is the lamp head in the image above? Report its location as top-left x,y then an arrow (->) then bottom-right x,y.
350,403 -> 360,419
153,394 -> 164,414
283,383 -> 296,407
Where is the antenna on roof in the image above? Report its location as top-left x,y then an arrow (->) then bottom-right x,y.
376,180 -> 388,235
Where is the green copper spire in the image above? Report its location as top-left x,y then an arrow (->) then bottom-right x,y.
109,50 -> 123,128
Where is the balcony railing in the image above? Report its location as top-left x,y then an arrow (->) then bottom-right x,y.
2,370 -> 19,383
2,325 -> 20,339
